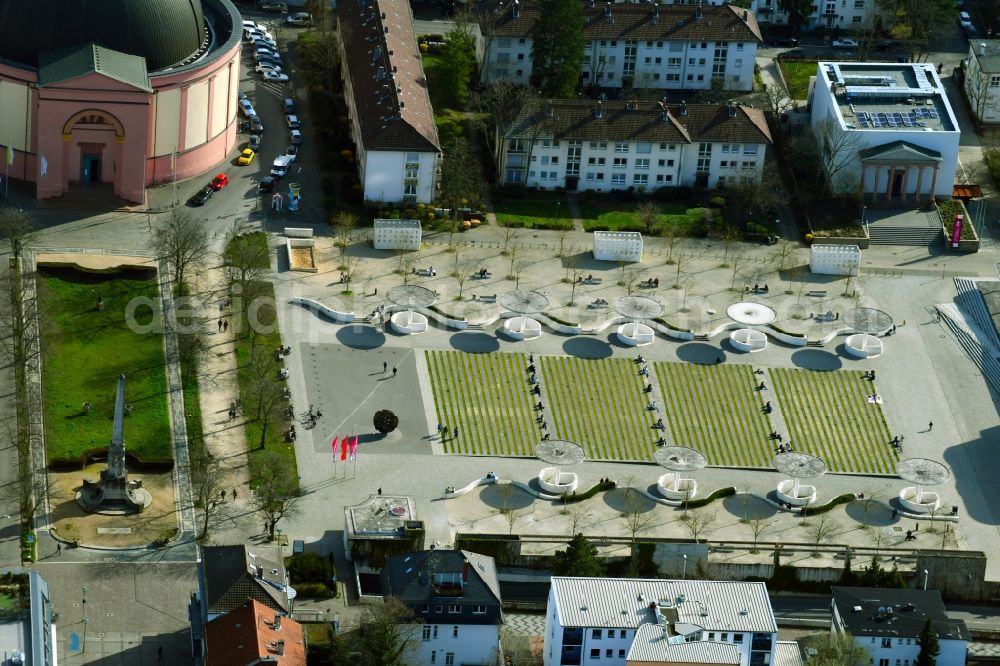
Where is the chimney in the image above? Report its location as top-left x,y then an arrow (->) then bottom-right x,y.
695,0 -> 702,20
742,8 -> 748,22
679,100 -> 687,117
595,100 -> 605,119
463,561 -> 470,581
727,99 -> 736,117
652,3 -> 659,24
604,3 -> 612,19
256,566 -> 264,577
273,614 -> 282,630
512,0 -> 520,18
980,43 -> 988,55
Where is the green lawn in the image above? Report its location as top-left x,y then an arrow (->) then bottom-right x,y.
770,368 -> 894,474
493,195 -> 574,230
576,199 -> 705,233
39,269 -> 171,463
655,362 -> 773,468
780,60 -> 818,100
426,350 -> 538,456
421,54 -> 459,112
542,357 -> 658,462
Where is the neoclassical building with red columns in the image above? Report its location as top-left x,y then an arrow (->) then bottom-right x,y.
0,0 -> 242,204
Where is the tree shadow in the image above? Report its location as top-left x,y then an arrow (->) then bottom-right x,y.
335,325 -> 386,349
790,349 -> 843,370
676,342 -> 724,365
477,483 -> 536,511
562,337 -> 612,359
721,493 -> 778,520
449,332 -> 500,353
844,498 -> 899,527
603,487 -> 656,514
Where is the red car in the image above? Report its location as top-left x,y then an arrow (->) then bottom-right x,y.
209,173 -> 230,190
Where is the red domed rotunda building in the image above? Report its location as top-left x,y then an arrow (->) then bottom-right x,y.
0,0 -> 242,203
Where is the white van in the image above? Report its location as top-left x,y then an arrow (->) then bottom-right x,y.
286,12 -> 312,26
271,154 -> 294,177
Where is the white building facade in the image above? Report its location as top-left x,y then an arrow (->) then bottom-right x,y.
809,61 -> 960,201
543,577 -> 779,666
964,40 -> 1000,125
750,0 -> 877,31
499,99 -> 771,192
482,2 -> 762,91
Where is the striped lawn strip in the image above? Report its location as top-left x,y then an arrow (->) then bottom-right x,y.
655,362 -> 772,467
426,350 -> 536,456
770,368 -> 892,474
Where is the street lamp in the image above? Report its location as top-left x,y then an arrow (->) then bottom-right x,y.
923,569 -> 929,590
682,554 -> 688,580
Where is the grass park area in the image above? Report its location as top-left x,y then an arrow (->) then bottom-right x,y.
425,350 -> 538,456
779,60 -> 818,100
39,269 -> 171,463
654,362 -> 773,468
577,199 -> 706,233
426,350 -> 896,472
493,194 -> 574,230
770,368 -> 894,474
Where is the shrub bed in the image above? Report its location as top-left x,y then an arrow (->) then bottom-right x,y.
685,486 -> 737,509
563,479 -> 616,503
800,492 -> 856,516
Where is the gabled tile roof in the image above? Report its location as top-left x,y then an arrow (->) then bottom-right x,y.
339,0 -> 439,153
201,545 -> 289,616
205,599 -> 306,666
832,587 -> 970,641
38,44 -> 152,92
487,1 -> 761,43
505,99 -> 772,146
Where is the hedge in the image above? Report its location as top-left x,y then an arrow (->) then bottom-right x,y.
684,486 -> 737,508
563,479 -> 616,503
652,317 -> 692,333
800,492 -> 856,516
546,313 -> 579,327
768,324 -> 806,338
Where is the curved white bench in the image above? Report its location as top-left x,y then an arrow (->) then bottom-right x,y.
729,328 -> 768,353
845,333 -> 883,358
898,486 -> 940,514
538,467 -> 578,495
776,479 -> 817,506
390,311 -> 428,335
657,473 -> 697,501
290,296 -> 354,323
617,322 -> 655,346
503,317 -> 542,340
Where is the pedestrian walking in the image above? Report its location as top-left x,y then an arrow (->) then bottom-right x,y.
378,487 -> 382,495
392,366 -> 398,377
218,318 -> 223,331
453,426 -> 459,439
158,646 -> 164,661
232,489 -> 237,500
383,361 -> 388,373
223,320 -> 229,332
928,421 -> 933,431
891,508 -> 898,520
758,381 -> 766,391
56,543 -> 62,556
529,353 -> 534,364
220,489 -> 226,501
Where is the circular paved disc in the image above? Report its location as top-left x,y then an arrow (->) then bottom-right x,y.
654,446 -> 707,472
387,284 -> 438,309
772,452 -> 827,479
727,302 -> 777,326
499,290 -> 550,315
845,307 -> 893,335
535,439 -> 586,466
614,295 -> 664,320
896,458 -> 950,486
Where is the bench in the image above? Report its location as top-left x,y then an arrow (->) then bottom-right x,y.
474,272 -> 492,280
582,277 -> 603,285
806,290 -> 828,297
588,301 -> 609,309
478,294 -> 497,304
415,268 -> 438,277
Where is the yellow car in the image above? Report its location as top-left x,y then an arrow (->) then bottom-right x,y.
238,148 -> 255,165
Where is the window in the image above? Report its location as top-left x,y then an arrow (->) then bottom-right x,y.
605,649 -> 613,657
405,152 -> 420,163
508,139 -> 525,152
541,156 -> 549,165
688,57 -> 696,66
633,173 -> 648,185
433,626 -> 439,639
636,142 -> 652,153
644,57 -> 652,64
518,38 -> 526,44
659,143 -> 676,151
453,626 -> 459,638
435,606 -> 443,613
445,654 -> 455,666
405,166 -> 419,180
737,43 -> 744,51
991,75 -> 1000,87
592,630 -> 602,640
635,158 -> 649,169
612,173 -> 626,184
657,41 -> 664,48
906,639 -> 912,645
666,73 -> 679,82
620,630 -> 627,639
668,57 -> 682,68
420,604 -> 429,613
655,174 -> 673,183
697,74 -> 704,81
734,634 -> 744,643
687,74 -> 693,81
716,176 -> 726,186
852,15 -> 862,22
516,69 -> 523,76
721,634 -> 728,642
496,52 -> 511,63
431,651 -> 437,663
505,169 -> 523,183
879,660 -> 889,666
882,639 -> 892,649
473,605 -> 486,614
586,172 -> 596,181
744,144 -> 758,155
709,633 -> 716,641
742,161 -> 755,169
614,143 -> 628,154
698,58 -> 706,66
613,157 -> 627,168
590,648 -> 601,659
854,0 -> 864,6
587,157 -> 607,166
735,59 -> 743,67
551,156 -> 559,164
517,52 -> 524,60
497,37 -> 511,48
700,42 -> 707,49
423,626 -> 432,641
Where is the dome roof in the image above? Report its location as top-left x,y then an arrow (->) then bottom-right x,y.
0,0 -> 208,71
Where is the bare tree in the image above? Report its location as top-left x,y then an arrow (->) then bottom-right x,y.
506,243 -> 521,278
624,268 -> 641,295
672,251 -> 689,289
249,450 -> 302,540
761,83 -> 793,125
730,252 -> 747,290
450,243 -> 466,275
663,219 -> 683,265
241,345 -> 287,450
680,510 -> 715,541
567,255 -> 583,306
499,225 -> 522,255
190,446 -> 227,540
719,225 -> 741,265
224,224 -> 270,331
500,507 -> 519,534
813,119 -> 865,195
772,239 -> 796,276
454,262 -> 471,300
747,519 -> 772,553
513,260 -> 530,289
805,513 -> 837,555
342,253 -> 363,293
636,201 -> 662,235
555,227 -> 572,257
565,504 -> 590,535
0,207 -> 36,260
620,484 -> 656,574
332,211 -> 357,262
151,210 -> 210,293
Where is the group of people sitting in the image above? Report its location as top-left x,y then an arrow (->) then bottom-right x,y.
748,283 -> 770,294
644,277 -> 660,288
591,298 -> 608,307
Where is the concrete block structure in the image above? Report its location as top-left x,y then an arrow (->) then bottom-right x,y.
809,244 -> 861,276
593,231 -> 643,263
373,219 -> 422,251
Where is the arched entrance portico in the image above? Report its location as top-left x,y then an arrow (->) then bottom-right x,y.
61,109 -> 125,192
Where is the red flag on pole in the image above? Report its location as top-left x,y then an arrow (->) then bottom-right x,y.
340,436 -> 349,461
331,436 -> 339,461
349,436 -> 358,460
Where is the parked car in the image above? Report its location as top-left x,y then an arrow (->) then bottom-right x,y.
285,114 -> 300,129
260,2 -> 288,12
282,98 -> 295,114
245,28 -> 273,42
832,38 -> 859,48
256,62 -> 282,73
264,71 -> 290,82
239,99 -> 255,117
959,11 -> 973,27
248,135 -> 261,151
285,145 -> 298,160
251,36 -> 278,49
238,90 -> 248,102
769,36 -> 798,47
286,12 -> 312,26
258,176 -> 277,193
249,116 -> 264,133
289,129 -> 303,145
238,148 -> 256,165
241,20 -> 260,31
189,186 -> 213,206
209,173 -> 230,190
271,155 -> 293,178
254,52 -> 282,65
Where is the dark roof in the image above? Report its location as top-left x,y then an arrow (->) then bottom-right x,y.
0,0 -> 207,71
201,545 -> 290,616
487,1 -> 761,43
38,44 -> 152,92
505,99 -> 772,145
859,140 -> 942,163
968,40 -> 1000,73
832,587 -> 970,641
383,550 -> 502,624
338,0 -> 440,153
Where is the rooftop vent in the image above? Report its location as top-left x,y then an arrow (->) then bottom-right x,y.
678,101 -> 687,117
595,100 -> 605,119
739,608 -> 748,615
852,605 -> 863,613
580,604 -> 589,611
980,43 -> 988,55
727,99 -> 736,118
512,0 -> 520,18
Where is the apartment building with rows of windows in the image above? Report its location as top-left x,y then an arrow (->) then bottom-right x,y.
498,99 -> 771,192
751,0 -> 877,31
382,550 -> 504,666
543,577 -> 803,666
480,1 -> 762,91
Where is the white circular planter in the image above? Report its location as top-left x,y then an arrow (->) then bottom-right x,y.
617,322 -> 655,347
390,311 -> 428,335
538,467 -> 578,495
503,317 -> 542,341
845,333 -> 883,359
729,328 -> 768,353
